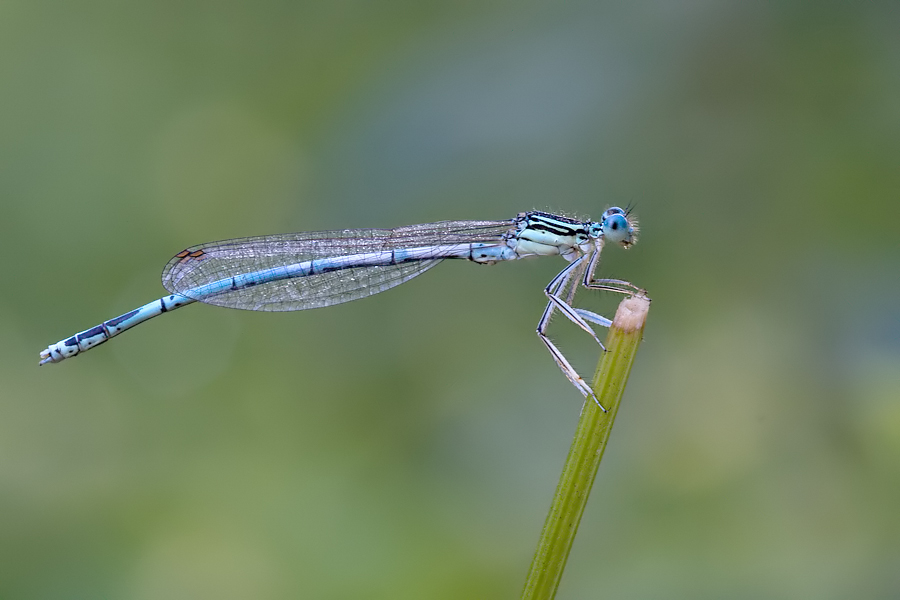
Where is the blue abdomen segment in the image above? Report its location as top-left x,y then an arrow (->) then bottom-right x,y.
172,244 -> 516,307
39,294 -> 194,365
40,242 -> 516,364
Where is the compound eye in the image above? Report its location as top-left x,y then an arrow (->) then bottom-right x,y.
603,214 -> 631,244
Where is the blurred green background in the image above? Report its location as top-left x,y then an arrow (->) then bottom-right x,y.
3,1 -> 899,598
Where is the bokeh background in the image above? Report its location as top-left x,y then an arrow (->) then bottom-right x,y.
3,1 -> 899,598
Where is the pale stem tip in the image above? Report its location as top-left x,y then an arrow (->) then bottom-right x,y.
612,293 -> 650,333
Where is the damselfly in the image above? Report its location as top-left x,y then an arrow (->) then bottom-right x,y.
39,208 -> 641,409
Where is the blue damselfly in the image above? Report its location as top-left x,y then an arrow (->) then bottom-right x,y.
39,208 -> 641,409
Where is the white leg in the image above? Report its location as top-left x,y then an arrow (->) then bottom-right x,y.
538,334 -> 608,411
540,256 -> 603,346
582,246 -> 644,294
574,308 -> 612,328
536,254 -> 608,411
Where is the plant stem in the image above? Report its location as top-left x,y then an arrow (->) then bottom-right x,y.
521,293 -> 650,600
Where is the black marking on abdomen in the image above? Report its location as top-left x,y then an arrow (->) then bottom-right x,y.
107,309 -> 140,327
79,325 -> 106,340
159,298 -> 168,313
315,254 -> 425,275
392,254 -> 423,266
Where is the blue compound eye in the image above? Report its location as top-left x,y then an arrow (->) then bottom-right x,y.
602,213 -> 632,245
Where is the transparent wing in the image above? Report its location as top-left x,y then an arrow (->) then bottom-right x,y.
161,219 -> 513,312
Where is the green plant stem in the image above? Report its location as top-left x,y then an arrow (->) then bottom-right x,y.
521,293 -> 650,600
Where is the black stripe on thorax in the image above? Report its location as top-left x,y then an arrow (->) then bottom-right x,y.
525,214 -> 585,237
528,211 -> 581,224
